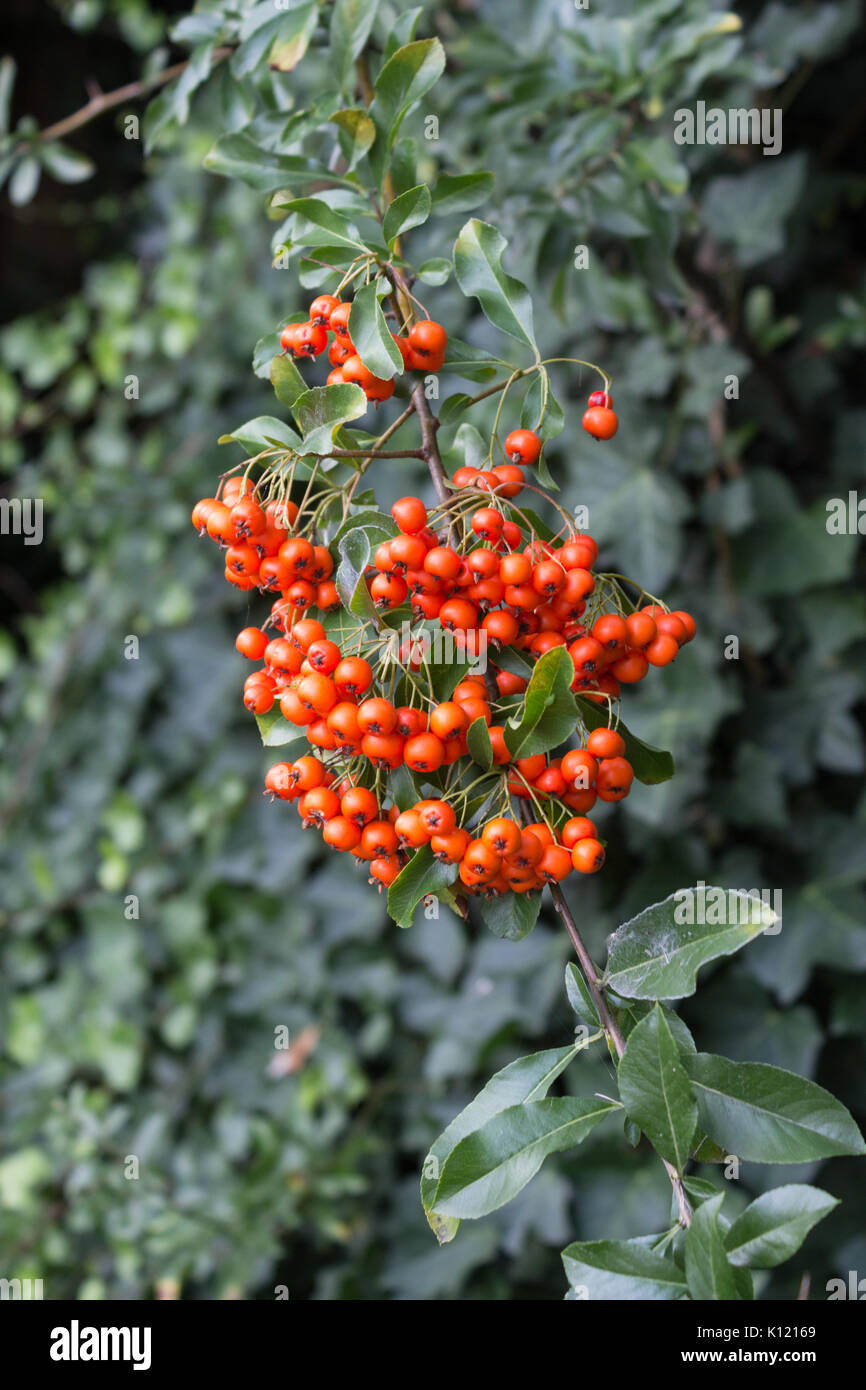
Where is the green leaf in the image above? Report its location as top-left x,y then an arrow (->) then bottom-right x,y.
422,1044 -> 580,1243
273,196 -> 366,250
347,283 -> 403,380
329,506 -> 396,549
427,650 -> 477,702
369,40 -> 446,181
329,108 -> 376,172
562,1238 -> 687,1301
253,330 -> 281,379
389,762 -> 419,814
39,142 -> 95,184
439,393 -> 473,425
219,416 -> 300,452
611,997 -> 697,1059
604,889 -> 777,1000
383,183 -> 432,246
431,1097 -> 618,1220
453,219 -> 537,351
477,890 -> 542,943
417,257 -> 452,286
702,155 -> 806,270
293,383 -> 368,453
330,0 -> 381,89
269,353 -> 307,408
627,135 -> 688,197
508,505 -> 555,542
335,528 -> 378,624
684,1054 -> 866,1163
9,156 -> 40,206
203,136 -> 336,193
232,3 -> 287,76
565,963 -> 600,1027
623,1116 -> 642,1149
383,6 -> 423,59
443,337 -> 508,383
144,40 -> 216,148
268,1 -> 317,71
466,715 -> 493,771
387,844 -> 459,929
504,646 -> 577,759
432,171 -> 495,214
685,1193 -> 739,1301
724,1186 -> 839,1269
575,698 -> 674,785
617,1005 -> 697,1172
253,713 -> 308,754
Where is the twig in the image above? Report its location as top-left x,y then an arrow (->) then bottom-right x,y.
341,402 -> 417,516
309,447 -> 426,460
412,385 -> 450,507
463,369 -> 531,408
549,882 -> 693,1228
383,264 -> 453,511
26,49 -> 234,147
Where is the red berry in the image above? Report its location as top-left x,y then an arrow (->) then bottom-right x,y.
582,406 -> 618,441
503,429 -> 542,465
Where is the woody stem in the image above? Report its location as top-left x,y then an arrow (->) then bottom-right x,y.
548,882 -> 692,1227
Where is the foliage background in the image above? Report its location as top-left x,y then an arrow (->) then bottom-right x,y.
1,0 -> 865,1300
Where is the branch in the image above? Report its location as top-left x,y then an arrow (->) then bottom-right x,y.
549,883 -> 693,1228
412,385 -> 450,507
549,883 -> 626,1052
308,447 -> 426,460
341,402 -> 417,516
463,369 -> 531,408
28,48 -> 234,146
382,264 -> 454,511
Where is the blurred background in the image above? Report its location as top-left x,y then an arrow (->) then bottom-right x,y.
1,0 -> 865,1299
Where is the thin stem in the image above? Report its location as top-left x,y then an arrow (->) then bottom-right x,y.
463,369 -> 530,408
341,401 -> 417,518
307,447 -> 426,461
28,49 -> 234,146
548,882 -> 693,1228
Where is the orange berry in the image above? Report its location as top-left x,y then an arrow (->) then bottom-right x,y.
404,732 -> 446,772
571,838 -> 606,873
561,817 -> 597,848
538,845 -> 573,883
586,728 -> 626,759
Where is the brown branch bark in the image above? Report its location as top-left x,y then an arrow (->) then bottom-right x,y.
313,447 -> 426,460
28,48 -> 234,146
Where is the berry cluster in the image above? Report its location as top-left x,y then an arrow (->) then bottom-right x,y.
371,486 -> 694,701
192,476 -> 340,605
262,755 -> 607,894
192,306 -> 695,908
279,293 -> 447,405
